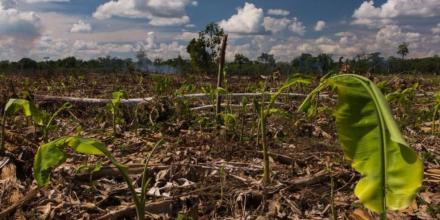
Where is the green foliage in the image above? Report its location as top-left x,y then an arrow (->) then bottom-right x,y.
201,85 -> 226,106
111,90 -> 127,107
221,113 -> 237,138
43,102 -> 72,141
176,213 -> 194,220
33,136 -> 164,220
34,137 -> 106,186
222,113 -> 236,127
175,83 -> 196,96
386,83 -> 418,126
4,98 -> 44,125
186,23 -> 224,74
1,99 -> 71,150
385,83 -> 418,104
107,90 -> 127,135
291,53 -> 338,74
152,76 -> 172,95
397,42 -> 410,59
256,76 -> 311,185
76,162 -> 102,175
258,53 -> 276,66
299,74 -> 423,216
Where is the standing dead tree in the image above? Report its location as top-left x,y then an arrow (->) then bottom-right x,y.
216,34 -> 228,120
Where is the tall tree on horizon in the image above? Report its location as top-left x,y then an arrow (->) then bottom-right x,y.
397,42 -> 409,60
186,23 -> 224,74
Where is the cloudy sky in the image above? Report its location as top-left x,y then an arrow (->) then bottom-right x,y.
0,0 -> 439,61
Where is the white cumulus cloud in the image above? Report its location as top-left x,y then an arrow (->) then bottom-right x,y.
375,24 -> 421,46
263,17 -> 291,33
219,2 -> 265,34
70,20 -> 92,33
288,17 -> 306,35
0,1 -> 42,57
314,20 -> 326,31
93,0 -> 192,26
353,0 -> 440,28
263,16 -> 306,35
220,3 -> 305,36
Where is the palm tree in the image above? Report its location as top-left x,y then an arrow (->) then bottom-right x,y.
397,42 -> 409,60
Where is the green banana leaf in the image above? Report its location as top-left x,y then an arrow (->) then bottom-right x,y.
4,99 -> 44,125
111,90 -> 127,106
33,136 -> 127,187
299,74 -> 423,213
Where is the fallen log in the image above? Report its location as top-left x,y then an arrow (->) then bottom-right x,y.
190,102 -> 289,111
34,92 -> 330,105
34,95 -> 154,104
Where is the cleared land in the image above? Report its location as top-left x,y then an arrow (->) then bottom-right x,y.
0,73 -> 439,219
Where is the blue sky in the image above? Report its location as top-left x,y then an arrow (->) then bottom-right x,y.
1,0 -> 439,61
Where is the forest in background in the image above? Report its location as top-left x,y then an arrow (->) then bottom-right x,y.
1,24 -> 439,76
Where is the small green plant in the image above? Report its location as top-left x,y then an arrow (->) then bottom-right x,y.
176,213 -> 194,220
221,112 -> 237,139
33,136 -> 163,220
201,86 -> 223,105
385,82 -> 418,125
255,76 -> 310,185
1,99 -> 40,151
1,99 -> 71,150
41,102 -> 72,141
175,83 -> 196,96
107,90 -> 127,135
299,74 -> 423,219
153,76 -> 172,96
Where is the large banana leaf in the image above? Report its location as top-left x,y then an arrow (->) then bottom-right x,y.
299,74 -> 423,213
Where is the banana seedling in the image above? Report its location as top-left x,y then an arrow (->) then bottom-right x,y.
255,76 -> 310,185
107,90 -> 127,136
299,74 -> 423,219
221,112 -> 237,140
385,82 -> 418,126
1,99 -> 71,151
33,136 -> 163,220
201,85 -> 227,108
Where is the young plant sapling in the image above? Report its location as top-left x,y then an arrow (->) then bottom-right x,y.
299,74 -> 423,219
256,76 -> 310,185
33,136 -> 164,220
1,99 -> 43,151
107,90 -> 127,136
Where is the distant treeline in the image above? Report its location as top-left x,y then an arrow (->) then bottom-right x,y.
0,53 -> 439,75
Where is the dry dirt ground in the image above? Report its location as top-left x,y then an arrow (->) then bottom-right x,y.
0,73 -> 439,219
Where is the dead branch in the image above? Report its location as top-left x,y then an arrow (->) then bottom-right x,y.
96,199 -> 175,220
0,187 -> 39,218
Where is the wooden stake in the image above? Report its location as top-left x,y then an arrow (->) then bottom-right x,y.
216,34 -> 228,119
